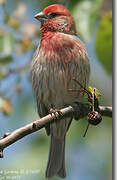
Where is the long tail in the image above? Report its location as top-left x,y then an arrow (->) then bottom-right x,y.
46,135 -> 66,178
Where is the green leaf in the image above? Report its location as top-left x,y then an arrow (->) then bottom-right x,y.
88,86 -> 101,97
95,11 -> 112,74
3,12 -> 10,24
0,65 -> 9,78
0,55 -> 13,64
0,31 -> 14,56
71,0 -> 103,41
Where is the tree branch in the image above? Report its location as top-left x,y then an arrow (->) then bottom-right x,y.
99,106 -> 112,117
0,103 -> 112,158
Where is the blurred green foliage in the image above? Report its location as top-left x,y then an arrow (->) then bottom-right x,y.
0,31 -> 14,63
96,11 -> 112,74
72,0 -> 103,40
0,32 -> 14,56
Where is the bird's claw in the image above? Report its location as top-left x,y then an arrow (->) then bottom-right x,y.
49,107 -> 63,120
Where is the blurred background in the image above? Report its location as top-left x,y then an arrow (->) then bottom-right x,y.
0,0 -> 112,180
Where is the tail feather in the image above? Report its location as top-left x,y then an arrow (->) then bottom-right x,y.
57,139 -> 66,178
46,136 -> 66,178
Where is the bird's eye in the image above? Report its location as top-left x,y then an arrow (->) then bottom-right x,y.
49,13 -> 57,18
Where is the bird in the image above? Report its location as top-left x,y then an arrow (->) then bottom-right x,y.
31,4 -> 90,178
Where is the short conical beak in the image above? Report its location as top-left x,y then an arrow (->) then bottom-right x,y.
34,12 -> 48,22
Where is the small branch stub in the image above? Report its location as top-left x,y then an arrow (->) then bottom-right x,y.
0,149 -> 3,158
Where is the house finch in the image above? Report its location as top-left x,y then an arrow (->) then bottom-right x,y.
31,4 -> 90,178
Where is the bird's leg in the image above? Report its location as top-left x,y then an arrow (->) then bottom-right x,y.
49,104 -> 63,120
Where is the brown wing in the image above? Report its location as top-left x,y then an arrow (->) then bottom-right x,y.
37,101 -> 50,136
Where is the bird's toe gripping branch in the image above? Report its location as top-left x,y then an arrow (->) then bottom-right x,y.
49,106 -> 63,120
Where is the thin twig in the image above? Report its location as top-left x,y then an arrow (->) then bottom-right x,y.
99,106 -> 112,117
